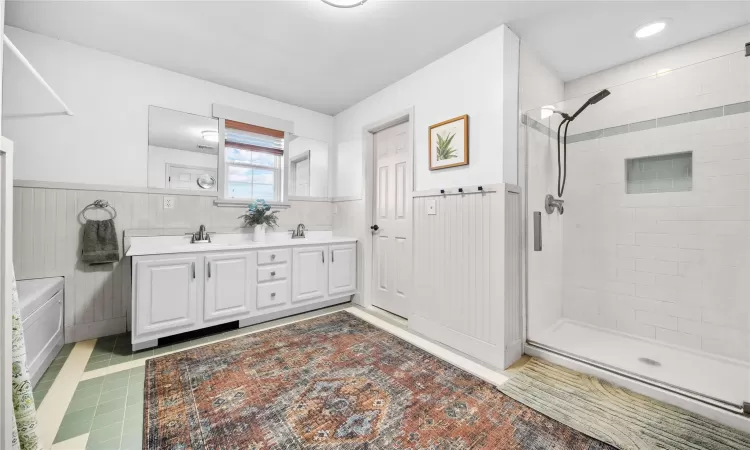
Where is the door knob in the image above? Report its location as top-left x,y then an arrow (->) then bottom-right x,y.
370,225 -> 379,231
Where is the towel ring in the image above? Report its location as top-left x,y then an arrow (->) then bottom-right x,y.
82,199 -> 117,220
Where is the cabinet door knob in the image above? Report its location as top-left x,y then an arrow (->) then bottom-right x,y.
270,254 -> 276,260
271,292 -> 276,297
270,271 -> 276,276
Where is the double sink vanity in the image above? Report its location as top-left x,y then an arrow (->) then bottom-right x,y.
126,229 -> 357,351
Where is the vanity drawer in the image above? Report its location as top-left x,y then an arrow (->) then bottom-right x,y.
257,249 -> 290,266
258,264 -> 288,283
257,280 -> 288,310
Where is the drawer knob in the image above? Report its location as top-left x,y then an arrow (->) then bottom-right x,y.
271,292 -> 276,297
271,254 -> 276,260
270,271 -> 276,276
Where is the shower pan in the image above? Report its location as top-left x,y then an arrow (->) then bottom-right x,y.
523,49 -> 750,416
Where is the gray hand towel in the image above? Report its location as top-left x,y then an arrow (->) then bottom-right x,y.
81,219 -> 120,264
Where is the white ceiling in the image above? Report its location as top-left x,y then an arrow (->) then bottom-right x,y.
510,1 -> 750,81
6,1 -> 750,115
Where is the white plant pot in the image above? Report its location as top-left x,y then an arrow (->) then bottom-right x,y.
253,224 -> 266,242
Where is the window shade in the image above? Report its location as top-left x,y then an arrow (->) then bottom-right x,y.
225,120 -> 285,156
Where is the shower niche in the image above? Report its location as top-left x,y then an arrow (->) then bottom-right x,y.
625,151 -> 692,194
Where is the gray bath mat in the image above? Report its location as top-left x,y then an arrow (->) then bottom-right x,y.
499,358 -> 750,450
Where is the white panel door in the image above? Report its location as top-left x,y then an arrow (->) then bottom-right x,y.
372,121 -> 411,317
292,246 -> 328,303
204,252 -> 254,322
136,256 -> 198,335
329,244 -> 356,296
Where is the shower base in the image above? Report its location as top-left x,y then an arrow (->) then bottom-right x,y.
532,319 -> 748,408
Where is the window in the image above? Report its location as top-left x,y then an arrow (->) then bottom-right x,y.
223,120 -> 284,202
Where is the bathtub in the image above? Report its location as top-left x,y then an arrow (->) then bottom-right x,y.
18,277 -> 64,387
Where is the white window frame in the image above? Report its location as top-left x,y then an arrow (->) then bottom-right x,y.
212,105 -> 293,208
224,146 -> 282,201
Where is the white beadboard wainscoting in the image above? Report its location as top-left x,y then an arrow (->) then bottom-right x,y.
410,183 -> 523,369
12,181 -> 333,343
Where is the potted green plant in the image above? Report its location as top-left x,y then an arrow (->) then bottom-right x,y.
239,199 -> 279,243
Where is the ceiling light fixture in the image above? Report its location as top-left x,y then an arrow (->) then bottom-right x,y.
321,0 -> 368,8
635,21 -> 667,39
202,130 -> 218,142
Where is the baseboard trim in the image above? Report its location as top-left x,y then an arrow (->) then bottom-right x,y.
65,317 -> 126,343
238,297 -> 352,328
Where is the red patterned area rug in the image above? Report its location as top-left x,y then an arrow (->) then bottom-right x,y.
144,311 -> 614,449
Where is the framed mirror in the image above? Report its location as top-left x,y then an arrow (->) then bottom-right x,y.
287,135 -> 329,199
148,106 -> 219,192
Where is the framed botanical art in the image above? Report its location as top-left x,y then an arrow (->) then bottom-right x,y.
429,114 -> 468,170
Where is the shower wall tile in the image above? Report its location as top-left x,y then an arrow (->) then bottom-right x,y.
654,327 -> 701,349
560,111 -> 750,361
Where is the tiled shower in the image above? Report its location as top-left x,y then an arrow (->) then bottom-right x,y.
524,48 -> 749,411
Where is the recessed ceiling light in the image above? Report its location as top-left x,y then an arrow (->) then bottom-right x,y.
635,21 -> 667,39
202,130 -> 218,142
321,0 -> 368,8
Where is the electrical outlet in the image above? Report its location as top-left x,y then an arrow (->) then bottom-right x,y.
427,199 -> 437,215
163,196 -> 175,209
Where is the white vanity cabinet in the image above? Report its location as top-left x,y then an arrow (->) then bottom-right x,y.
329,243 -> 357,296
129,237 -> 357,351
135,255 -> 200,337
204,252 -> 255,323
292,246 -> 328,303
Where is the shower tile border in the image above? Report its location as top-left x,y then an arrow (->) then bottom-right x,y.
524,100 -> 750,143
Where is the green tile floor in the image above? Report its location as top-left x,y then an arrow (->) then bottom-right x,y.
32,343 -> 75,406
83,326 -> 254,372
54,366 -> 146,450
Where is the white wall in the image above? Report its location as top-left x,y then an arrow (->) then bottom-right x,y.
518,41 -> 565,339
2,26 -> 334,187
288,137 -> 328,198
147,145 -> 217,189
333,25 -> 520,196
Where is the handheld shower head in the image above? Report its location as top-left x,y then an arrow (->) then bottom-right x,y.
589,89 -> 611,105
554,88 -> 610,199
569,89 -> 611,120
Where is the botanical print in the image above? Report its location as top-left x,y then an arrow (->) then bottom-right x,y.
435,131 -> 458,160
11,268 -> 40,450
429,115 -> 469,170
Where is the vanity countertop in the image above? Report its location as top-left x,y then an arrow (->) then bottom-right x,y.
126,232 -> 357,257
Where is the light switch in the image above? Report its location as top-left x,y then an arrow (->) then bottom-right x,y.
427,199 -> 437,215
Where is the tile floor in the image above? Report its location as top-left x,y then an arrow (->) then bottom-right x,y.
33,305 -> 513,449
33,343 -> 75,405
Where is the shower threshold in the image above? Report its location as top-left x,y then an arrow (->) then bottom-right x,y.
529,319 -> 749,411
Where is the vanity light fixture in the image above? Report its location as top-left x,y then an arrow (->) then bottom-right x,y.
202,130 -> 219,142
635,21 -> 667,39
321,0 -> 368,8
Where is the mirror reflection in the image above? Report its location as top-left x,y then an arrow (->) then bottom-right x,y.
288,136 -> 329,198
148,106 -> 219,191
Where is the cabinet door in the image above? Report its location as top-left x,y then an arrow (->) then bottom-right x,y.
292,246 -> 328,303
329,244 -> 357,296
204,252 -> 255,322
136,256 -> 198,335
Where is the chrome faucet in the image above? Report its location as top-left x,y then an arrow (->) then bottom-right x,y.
292,223 -> 306,239
188,224 -> 211,243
